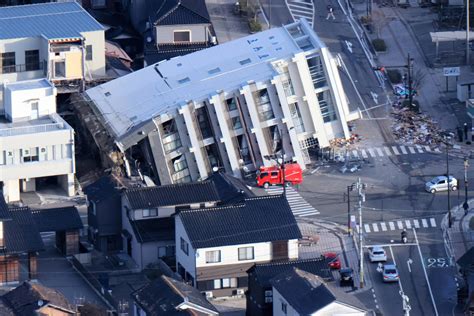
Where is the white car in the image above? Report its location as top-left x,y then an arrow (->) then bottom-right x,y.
425,176 -> 458,193
368,246 -> 387,263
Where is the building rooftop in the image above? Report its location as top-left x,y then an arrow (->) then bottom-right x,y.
5,79 -> 53,91
129,217 -> 174,243
4,207 -> 44,255
178,195 -> 302,249
31,206 -> 83,232
151,0 -> 210,26
0,113 -> 72,137
0,2 -> 104,40
85,19 -> 325,150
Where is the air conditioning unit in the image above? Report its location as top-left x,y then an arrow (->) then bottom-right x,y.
265,297 -> 273,303
23,149 -> 30,156
205,291 -> 213,298
236,289 -> 245,295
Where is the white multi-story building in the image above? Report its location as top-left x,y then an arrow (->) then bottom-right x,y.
85,19 -> 359,184
0,1 -> 106,108
0,79 -> 75,203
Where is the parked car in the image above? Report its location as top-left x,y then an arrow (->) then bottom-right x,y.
425,176 -> 458,193
339,268 -> 354,287
382,264 -> 399,283
368,246 -> 387,263
324,252 -> 341,270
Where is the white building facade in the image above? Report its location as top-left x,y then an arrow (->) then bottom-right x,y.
86,19 -> 359,184
0,79 -> 75,202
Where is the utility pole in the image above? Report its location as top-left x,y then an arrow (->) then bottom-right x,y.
464,157 -> 470,215
446,139 -> 452,228
467,0 -> 470,64
407,54 -> 414,110
347,184 -> 355,236
355,177 -> 366,289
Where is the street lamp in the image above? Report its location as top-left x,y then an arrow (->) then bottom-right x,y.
443,137 -> 453,228
464,157 -> 469,215
346,184 -> 356,236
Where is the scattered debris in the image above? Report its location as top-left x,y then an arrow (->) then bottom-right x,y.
391,107 -> 444,145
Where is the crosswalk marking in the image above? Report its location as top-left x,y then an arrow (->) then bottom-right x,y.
399,146 -> 408,154
384,147 -> 392,156
338,144 -> 446,161
434,148 -> 441,153
424,145 -> 431,152
360,218 -> 438,234
352,150 -> 359,158
266,186 -> 319,217
392,146 -> 400,155
286,0 -> 314,27
361,149 -> 368,158
408,146 -> 416,154
368,148 -> 376,157
416,145 -> 424,153
376,148 -> 384,157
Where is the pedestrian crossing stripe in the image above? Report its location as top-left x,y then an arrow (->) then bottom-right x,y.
336,144 -> 444,160
408,147 -> 416,154
359,217 -> 438,234
384,147 -> 392,156
399,146 -> 408,154
286,0 -> 314,27
265,186 -> 319,217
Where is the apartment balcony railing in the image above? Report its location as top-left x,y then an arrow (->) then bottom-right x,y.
0,61 -> 46,75
0,113 -> 68,137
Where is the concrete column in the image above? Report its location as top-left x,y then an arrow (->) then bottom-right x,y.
179,103 -> 209,179
3,180 -> 19,203
21,178 -> 36,193
240,84 -> 271,163
292,54 -> 330,147
272,76 -> 306,168
320,48 -> 351,139
148,123 -> 173,185
209,94 -> 241,177
59,174 -> 75,197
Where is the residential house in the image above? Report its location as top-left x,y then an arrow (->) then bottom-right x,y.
84,175 -> 124,253
31,206 -> 83,256
0,79 -> 75,203
175,195 -> 302,298
132,275 -> 219,316
0,1 -> 106,106
0,281 -> 75,315
246,257 -> 334,316
142,0 -> 215,66
85,19 -> 359,185
121,180 -> 221,269
271,268 -> 367,316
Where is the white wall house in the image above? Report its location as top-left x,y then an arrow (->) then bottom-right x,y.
0,79 -> 75,202
175,195 -> 302,298
0,2 -> 106,108
85,19 -> 359,185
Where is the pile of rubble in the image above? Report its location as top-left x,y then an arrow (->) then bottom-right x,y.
391,107 -> 444,145
329,134 -> 361,148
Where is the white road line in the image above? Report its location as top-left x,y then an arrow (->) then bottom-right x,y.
408,146 -> 416,154
364,224 -> 371,233
352,150 -> 359,158
416,145 -> 424,153
424,145 -> 431,152
414,219 -> 420,228
405,220 -> 412,229
389,222 -> 396,230
361,149 -> 368,158
397,221 -> 404,229
413,228 -> 439,316
430,218 -> 437,227
364,243 -> 417,248
372,223 -> 379,232
392,146 -> 400,155
384,146 -> 392,156
368,148 -> 376,157
381,222 -> 387,231
389,246 -> 405,293
434,148 -> 441,153
422,218 -> 428,228
399,146 -> 408,154
376,147 -> 384,157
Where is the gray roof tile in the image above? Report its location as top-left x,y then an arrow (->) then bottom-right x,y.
31,206 -> 83,232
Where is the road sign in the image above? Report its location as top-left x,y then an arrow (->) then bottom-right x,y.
407,258 -> 413,272
443,67 -> 460,77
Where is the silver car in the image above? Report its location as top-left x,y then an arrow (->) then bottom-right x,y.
382,264 -> 399,283
425,176 -> 458,193
368,246 -> 387,263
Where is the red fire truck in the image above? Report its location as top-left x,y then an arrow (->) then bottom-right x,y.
256,163 -> 303,188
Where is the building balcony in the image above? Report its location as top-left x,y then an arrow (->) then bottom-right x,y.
0,61 -> 46,75
0,113 -> 72,138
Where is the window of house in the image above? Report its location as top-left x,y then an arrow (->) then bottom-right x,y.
142,208 -> 157,218
1,52 -> 15,74
180,237 -> 189,255
205,250 -> 221,263
174,31 -> 191,42
231,116 -> 242,130
54,61 -> 65,77
238,247 -> 254,260
22,147 -> 39,163
25,50 -> 40,71
158,245 -> 175,258
281,302 -> 287,314
214,278 -> 237,289
226,98 -> 237,111
86,45 -> 93,61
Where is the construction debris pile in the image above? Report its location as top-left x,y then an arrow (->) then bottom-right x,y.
329,134 -> 361,148
391,107 -> 443,145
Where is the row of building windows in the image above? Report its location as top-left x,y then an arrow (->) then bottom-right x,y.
205,246 -> 254,263
0,144 -> 72,166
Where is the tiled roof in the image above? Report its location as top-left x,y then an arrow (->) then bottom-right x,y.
129,217 -> 174,243
207,171 -> 254,204
0,2 -> 104,40
31,206 -> 83,232
124,181 -> 220,210
152,0 -> 210,26
2,281 -> 75,315
247,257 -> 334,286
84,175 -> 122,203
270,268 -> 367,314
133,275 -> 218,315
4,207 -> 44,254
144,42 -> 209,65
179,195 -> 302,249
0,195 -> 12,221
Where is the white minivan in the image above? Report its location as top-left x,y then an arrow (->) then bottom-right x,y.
425,176 -> 458,193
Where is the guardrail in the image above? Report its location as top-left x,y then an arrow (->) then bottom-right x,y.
0,122 -> 63,137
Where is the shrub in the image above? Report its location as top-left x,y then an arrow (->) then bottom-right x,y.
387,69 -> 402,84
249,20 -> 262,33
372,38 -> 387,52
